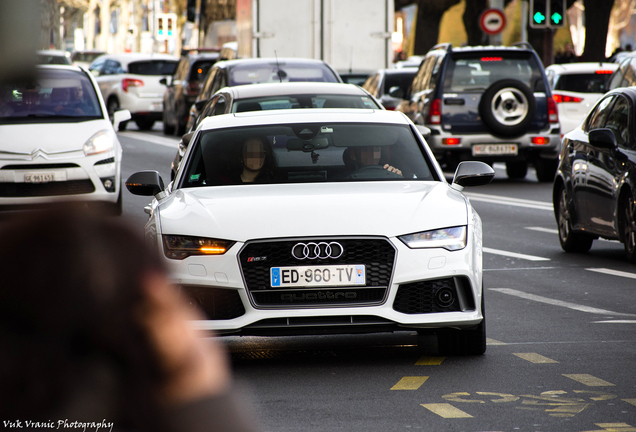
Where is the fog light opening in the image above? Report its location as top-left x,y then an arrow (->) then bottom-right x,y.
101,177 -> 116,192
435,288 -> 455,307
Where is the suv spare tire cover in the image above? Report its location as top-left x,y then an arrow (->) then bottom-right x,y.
478,79 -> 536,137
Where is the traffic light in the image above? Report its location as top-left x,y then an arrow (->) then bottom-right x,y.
530,0 -> 548,28
156,15 -> 165,40
549,0 -> 566,28
167,17 -> 174,37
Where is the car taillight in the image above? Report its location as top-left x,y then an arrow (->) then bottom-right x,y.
553,93 -> 583,103
442,137 -> 461,145
595,70 -> 614,74
428,98 -> 441,124
547,96 -> 559,123
531,136 -> 550,145
186,82 -> 200,96
122,78 -> 144,92
384,106 -> 396,110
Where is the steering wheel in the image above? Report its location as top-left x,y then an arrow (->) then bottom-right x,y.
348,164 -> 403,179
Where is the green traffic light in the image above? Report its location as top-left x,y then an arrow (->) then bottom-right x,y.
551,12 -> 562,24
533,11 -> 546,23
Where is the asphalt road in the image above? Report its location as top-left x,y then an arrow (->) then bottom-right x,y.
120,124 -> 636,432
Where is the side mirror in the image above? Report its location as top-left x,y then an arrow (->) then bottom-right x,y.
126,171 -> 165,196
451,161 -> 495,191
195,99 -> 207,112
388,86 -> 404,99
113,109 -> 131,131
415,125 -> 431,139
589,128 -> 618,150
182,131 -> 194,147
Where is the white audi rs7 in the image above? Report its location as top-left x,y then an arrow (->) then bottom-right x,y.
127,109 -> 494,355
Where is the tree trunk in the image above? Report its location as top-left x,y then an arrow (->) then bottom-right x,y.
412,0 -> 461,54
579,0 -> 614,62
463,0 -> 488,46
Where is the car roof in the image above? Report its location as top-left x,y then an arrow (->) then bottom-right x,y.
93,52 -> 178,67
380,67 -> 418,75
211,57 -> 333,69
219,82 -> 373,98
545,62 -> 618,74
198,108 -> 408,130
36,64 -> 85,72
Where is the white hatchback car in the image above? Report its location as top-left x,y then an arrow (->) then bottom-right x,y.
88,53 -> 178,130
0,65 -> 130,213
126,109 -> 494,355
545,62 -> 617,135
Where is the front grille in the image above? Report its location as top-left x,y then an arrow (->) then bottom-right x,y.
239,238 -> 396,308
1,163 -> 79,170
393,277 -> 474,314
0,180 -> 95,197
180,285 -> 245,320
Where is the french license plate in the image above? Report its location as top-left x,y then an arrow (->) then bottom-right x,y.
24,171 -> 66,183
271,265 -> 366,288
472,144 -> 518,156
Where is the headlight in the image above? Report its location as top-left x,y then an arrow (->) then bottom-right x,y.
163,235 -> 235,260
398,226 -> 467,251
83,130 -> 114,156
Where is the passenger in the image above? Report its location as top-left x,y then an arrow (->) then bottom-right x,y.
66,84 -> 91,115
0,205 -> 258,432
348,145 -> 402,177
235,135 -> 275,183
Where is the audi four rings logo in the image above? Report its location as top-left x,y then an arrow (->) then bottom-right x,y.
291,242 -> 344,260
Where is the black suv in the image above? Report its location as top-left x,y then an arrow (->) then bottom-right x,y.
161,48 -> 220,136
397,43 -> 561,181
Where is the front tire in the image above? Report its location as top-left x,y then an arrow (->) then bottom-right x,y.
437,293 -> 486,356
556,185 -> 593,253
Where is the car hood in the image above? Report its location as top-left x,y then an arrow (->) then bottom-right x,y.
157,182 -> 469,241
0,120 -> 114,155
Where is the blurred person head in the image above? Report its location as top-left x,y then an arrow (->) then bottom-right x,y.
0,204 -> 232,431
238,135 -> 275,183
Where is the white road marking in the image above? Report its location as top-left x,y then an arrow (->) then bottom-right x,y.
118,131 -> 179,148
526,226 -> 558,235
483,247 -> 550,261
490,288 -> 636,317
593,320 -> 636,324
464,192 -> 553,211
586,268 -> 636,280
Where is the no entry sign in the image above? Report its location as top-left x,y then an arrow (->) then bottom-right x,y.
479,8 -> 506,35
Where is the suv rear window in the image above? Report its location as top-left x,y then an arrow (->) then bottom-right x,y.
189,60 -> 217,82
128,60 -> 178,75
555,73 -> 611,93
229,62 -> 339,86
384,71 -> 417,93
444,53 -> 541,92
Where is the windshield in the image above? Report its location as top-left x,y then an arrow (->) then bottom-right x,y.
0,69 -> 103,124
128,60 -> 178,75
180,123 -> 437,187
229,62 -> 340,85
231,94 -> 380,112
444,53 -> 541,92
555,73 -> 612,93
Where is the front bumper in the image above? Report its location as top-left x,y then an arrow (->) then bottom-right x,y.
163,235 -> 484,336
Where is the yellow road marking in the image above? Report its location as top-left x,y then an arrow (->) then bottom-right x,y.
624,399 -> 636,407
563,374 -> 615,387
513,353 -> 559,363
421,403 -> 473,418
390,376 -> 428,390
415,356 -> 444,365
587,423 -> 636,432
486,338 -> 507,345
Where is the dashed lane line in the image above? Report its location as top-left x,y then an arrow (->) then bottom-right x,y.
624,399 -> 636,407
525,226 -> 558,234
587,268 -> 636,280
585,424 -> 636,432
563,374 -> 615,387
420,403 -> 473,418
464,192 -> 553,211
483,247 -> 551,261
390,376 -> 428,390
415,356 -> 444,365
490,288 -> 636,317
513,353 -> 559,364
118,131 -> 179,148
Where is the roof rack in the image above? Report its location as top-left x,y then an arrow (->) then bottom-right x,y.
430,43 -> 452,53
511,42 -> 534,50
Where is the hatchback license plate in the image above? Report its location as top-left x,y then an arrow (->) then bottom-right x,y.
271,265 -> 365,288
24,171 -> 66,183
472,144 -> 518,156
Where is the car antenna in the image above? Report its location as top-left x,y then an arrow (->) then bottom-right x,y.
275,50 -> 282,83
349,47 -> 353,74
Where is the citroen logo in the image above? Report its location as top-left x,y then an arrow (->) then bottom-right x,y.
291,242 -> 344,260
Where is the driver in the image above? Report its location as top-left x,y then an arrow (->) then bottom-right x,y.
349,146 -> 402,177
